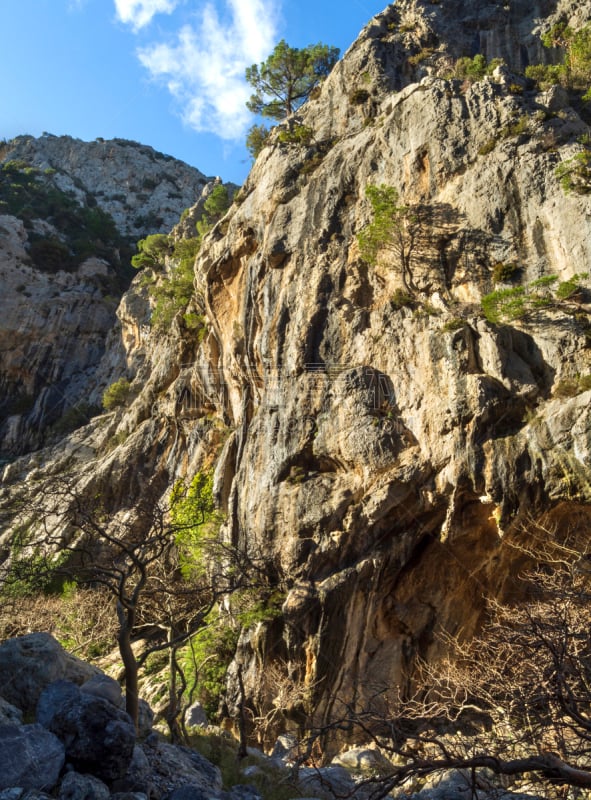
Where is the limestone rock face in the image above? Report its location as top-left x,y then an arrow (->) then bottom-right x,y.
0,136 -> 222,458
2,0 -> 591,746
1,134 -> 212,237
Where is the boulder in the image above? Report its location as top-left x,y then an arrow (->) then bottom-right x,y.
0,633 -> 97,713
184,701 -> 208,728
80,673 -> 122,707
331,746 -> 393,775
110,746 -> 152,795
136,698 -> 154,739
0,724 -> 65,792
141,737 -> 222,797
58,772 -> 110,800
37,680 -> 135,782
219,787 -> 262,800
0,792 -> 52,800
297,765 -> 361,800
161,788 -> 210,800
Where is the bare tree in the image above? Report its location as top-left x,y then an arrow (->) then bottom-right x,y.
296,519 -> 591,798
1,475 -> 267,736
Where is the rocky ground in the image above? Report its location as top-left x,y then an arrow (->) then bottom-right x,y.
0,633 -> 546,800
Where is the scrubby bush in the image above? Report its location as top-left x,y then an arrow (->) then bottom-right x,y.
556,145 -> 591,194
102,377 -> 131,411
277,124 -> 314,146
246,124 -> 270,160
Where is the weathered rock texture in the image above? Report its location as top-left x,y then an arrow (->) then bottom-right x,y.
0,136 -> 225,457
2,0 -> 591,751
1,134 -> 212,237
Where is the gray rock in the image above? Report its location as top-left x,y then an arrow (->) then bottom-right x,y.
141,739 -> 222,797
219,786 -> 262,800
0,634 -> 97,713
37,680 -> 135,782
161,788 -> 210,800
298,766 -> 360,800
0,724 -> 65,792
184,701 -> 208,728
270,733 -> 299,765
110,746 -> 152,794
111,794 -> 149,800
136,698 -> 154,739
80,673 -> 122,707
58,772 -> 110,800
0,696 -> 23,725
0,793 -> 52,800
331,746 -> 393,775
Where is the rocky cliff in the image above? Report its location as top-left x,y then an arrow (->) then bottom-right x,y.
0,135 -> 223,457
2,0 -> 591,753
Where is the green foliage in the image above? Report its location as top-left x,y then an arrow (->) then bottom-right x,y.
442,317 -> 466,332
246,124 -> 270,160
391,289 -> 414,309
173,236 -> 201,270
482,273 -> 588,322
245,39 -> 339,121
357,184 -> 415,268
3,530 -> 69,598
150,262 -> 195,329
181,610 -> 239,718
170,471 -> 216,577
102,377 -> 131,411
50,402 -> 100,438
349,88 -> 370,104
453,54 -> 504,81
408,47 -> 435,67
0,161 -> 127,275
482,287 -> 526,322
524,63 -> 564,88
528,23 -> 591,95
277,124 -> 314,146
556,145 -> 591,194
500,115 -> 529,139
196,184 -> 231,239
131,233 -> 171,270
28,237 -> 71,272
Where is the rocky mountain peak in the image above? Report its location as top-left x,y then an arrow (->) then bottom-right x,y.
1,0 -> 591,787
1,133 -> 213,237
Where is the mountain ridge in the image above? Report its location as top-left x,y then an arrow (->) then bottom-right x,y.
1,0 -> 591,781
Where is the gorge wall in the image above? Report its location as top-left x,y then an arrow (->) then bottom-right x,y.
0,135 -> 222,457
2,0 -> 591,745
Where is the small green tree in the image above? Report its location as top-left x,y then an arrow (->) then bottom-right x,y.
246,124 -> 271,160
131,233 -> 171,270
196,184 -> 232,239
357,184 -> 420,291
527,23 -> 591,96
245,39 -> 339,120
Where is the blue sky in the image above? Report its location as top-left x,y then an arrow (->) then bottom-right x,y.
0,0 -> 386,184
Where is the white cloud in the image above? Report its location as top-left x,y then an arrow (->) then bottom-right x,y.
137,0 -> 280,140
114,0 -> 179,31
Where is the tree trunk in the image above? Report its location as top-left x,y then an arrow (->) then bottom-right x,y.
117,601 -> 139,730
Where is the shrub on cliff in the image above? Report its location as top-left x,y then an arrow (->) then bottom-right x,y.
102,377 -> 131,410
